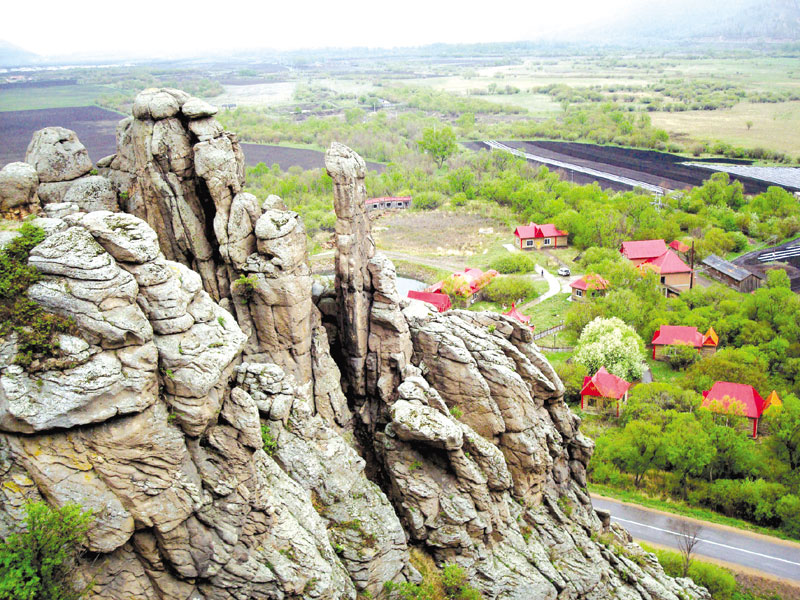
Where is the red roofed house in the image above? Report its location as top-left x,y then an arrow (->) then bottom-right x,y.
620,239 -> 668,266
580,367 -> 632,417
425,268 -> 498,307
503,302 -> 533,328
570,274 -> 609,302
514,222 -> 568,250
651,325 -> 718,360
702,381 -> 767,438
407,290 -> 451,312
620,239 -> 693,296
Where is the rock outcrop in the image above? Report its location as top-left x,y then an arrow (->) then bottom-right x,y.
0,161 -> 39,212
0,90 -> 710,600
25,126 -> 95,207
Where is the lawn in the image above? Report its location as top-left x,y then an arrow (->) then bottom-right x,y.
523,293 -> 572,331
0,85 -> 115,111
645,357 -> 684,384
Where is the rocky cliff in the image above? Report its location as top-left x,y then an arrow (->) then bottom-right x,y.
0,88 -> 710,600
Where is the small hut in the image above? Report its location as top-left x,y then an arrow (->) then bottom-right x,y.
651,325 -> 718,360
503,302 -> 532,329
407,290 -> 451,312
580,367 -> 631,417
701,255 -> 762,293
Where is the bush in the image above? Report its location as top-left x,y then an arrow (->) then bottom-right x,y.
261,424 -> 278,456
412,192 -> 444,211
481,276 -> 540,306
487,253 -> 537,274
0,501 -> 94,600
664,344 -> 700,369
573,317 -> 645,380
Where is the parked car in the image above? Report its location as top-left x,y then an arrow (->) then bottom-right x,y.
557,267 -> 571,277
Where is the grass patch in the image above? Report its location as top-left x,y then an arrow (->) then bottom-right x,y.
0,85 -> 116,111
523,293 -> 571,330
590,483 -> 798,542
391,259 -> 452,286
645,357 -> 684,384
468,300 -> 503,313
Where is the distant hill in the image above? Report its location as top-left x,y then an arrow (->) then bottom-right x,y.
0,40 -> 38,67
576,0 -> 800,43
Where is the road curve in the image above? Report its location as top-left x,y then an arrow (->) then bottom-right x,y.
592,495 -> 800,583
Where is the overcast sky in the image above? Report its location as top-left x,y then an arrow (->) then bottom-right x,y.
2,0 -> 643,57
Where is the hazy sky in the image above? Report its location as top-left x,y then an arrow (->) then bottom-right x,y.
2,0 -> 642,57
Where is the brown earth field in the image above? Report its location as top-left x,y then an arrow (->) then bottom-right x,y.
463,141 -> 797,195
0,107 -> 384,172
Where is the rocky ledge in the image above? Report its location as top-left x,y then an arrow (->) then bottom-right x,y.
0,88 -> 710,600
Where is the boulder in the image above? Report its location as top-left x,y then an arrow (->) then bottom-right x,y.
25,127 -> 92,183
62,175 -> 119,212
0,162 -> 39,211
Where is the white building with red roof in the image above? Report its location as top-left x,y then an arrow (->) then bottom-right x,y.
569,274 -> 609,302
513,222 -> 568,250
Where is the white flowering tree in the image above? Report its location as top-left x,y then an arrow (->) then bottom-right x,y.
573,317 -> 645,381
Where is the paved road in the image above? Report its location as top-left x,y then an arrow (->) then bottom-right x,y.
592,495 -> 800,582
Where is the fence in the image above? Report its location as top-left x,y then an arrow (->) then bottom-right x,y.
532,323 -> 565,341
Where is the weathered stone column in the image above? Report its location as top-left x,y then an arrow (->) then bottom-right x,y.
325,142 -> 374,398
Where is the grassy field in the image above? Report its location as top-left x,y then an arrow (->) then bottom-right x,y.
651,101 -> 800,158
372,210 -> 509,262
645,357 -> 684,384
523,292 -> 572,331
0,85 -> 115,111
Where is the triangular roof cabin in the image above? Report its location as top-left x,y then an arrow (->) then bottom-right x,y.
514,222 -> 568,240
503,302 -> 531,325
764,390 -> 782,411
651,325 -> 718,349
669,240 -> 691,253
580,367 -> 631,417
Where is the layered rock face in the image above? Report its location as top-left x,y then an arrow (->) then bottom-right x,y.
0,89 -> 710,600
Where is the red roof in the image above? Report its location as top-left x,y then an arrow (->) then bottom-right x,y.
570,274 -> 609,291
620,239 -> 668,260
652,325 -> 718,348
503,302 -> 531,324
425,268 -> 498,296
641,249 -> 692,275
652,325 -> 704,347
514,222 -> 567,239
669,240 -> 691,253
580,367 -> 631,400
702,382 -> 765,419
407,290 -> 451,312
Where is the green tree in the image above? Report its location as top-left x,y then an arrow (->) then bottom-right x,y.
664,413 -> 717,498
418,126 -> 457,168
764,394 -> 800,471
0,502 -> 94,600
606,420 -> 665,487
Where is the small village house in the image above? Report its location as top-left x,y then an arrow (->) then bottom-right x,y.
620,239 -> 668,266
407,290 -> 451,312
650,325 -> 718,360
620,239 -> 693,296
569,274 -> 609,302
701,381 -> 779,438
580,367 -> 631,418
425,267 -> 498,307
514,223 -> 568,250
366,196 -> 412,211
701,254 -> 763,293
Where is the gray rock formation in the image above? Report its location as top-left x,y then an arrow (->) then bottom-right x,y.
0,161 -> 39,211
0,103 -> 709,600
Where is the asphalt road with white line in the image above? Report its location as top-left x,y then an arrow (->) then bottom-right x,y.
592,495 -> 800,582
